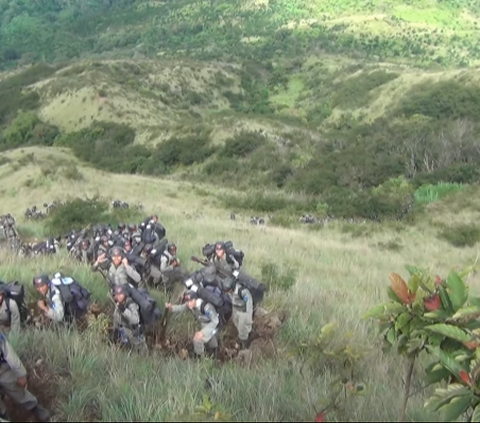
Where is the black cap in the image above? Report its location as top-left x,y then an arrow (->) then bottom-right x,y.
33,274 -> 49,287
111,247 -> 122,257
183,290 -> 198,301
113,284 -> 127,295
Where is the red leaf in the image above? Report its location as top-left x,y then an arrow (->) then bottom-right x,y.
315,412 -> 327,422
464,341 -> 479,350
460,370 -> 471,385
424,295 -> 440,311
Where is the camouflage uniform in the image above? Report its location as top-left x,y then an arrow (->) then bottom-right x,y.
0,332 -> 50,421
171,299 -> 219,356
112,294 -> 147,354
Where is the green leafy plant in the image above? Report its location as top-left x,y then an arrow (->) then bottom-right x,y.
363,264 -> 480,421
194,394 -> 231,421
290,322 -> 367,421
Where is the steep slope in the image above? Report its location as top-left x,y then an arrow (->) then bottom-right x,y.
1,145 -> 480,421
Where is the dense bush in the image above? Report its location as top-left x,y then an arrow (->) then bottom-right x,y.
399,80 -> 480,120
44,197 -> 143,236
0,63 -> 60,125
219,131 -> 266,158
54,121 -> 217,175
153,134 -> 216,169
1,111 -> 59,149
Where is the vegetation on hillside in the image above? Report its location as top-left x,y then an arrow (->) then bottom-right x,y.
2,0 -> 480,69
1,1 -> 480,421
1,151 -> 480,421
2,61 -> 480,222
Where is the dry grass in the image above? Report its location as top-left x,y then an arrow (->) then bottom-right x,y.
0,146 -> 479,420
7,55 -> 480,148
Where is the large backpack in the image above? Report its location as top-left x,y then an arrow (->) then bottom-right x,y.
224,241 -> 244,267
189,283 -> 232,327
235,271 -> 265,306
202,243 -> 215,259
152,238 -> 168,257
51,275 -> 91,318
125,284 -> 162,326
0,281 -> 29,324
154,223 -> 166,241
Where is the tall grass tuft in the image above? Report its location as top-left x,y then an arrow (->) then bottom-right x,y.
414,182 -> 466,205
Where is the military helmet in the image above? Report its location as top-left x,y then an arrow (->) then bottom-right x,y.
113,284 -> 127,296
33,274 -> 50,287
110,247 -> 123,257
183,290 -> 198,302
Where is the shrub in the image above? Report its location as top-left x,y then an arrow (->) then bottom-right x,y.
1,111 -> 59,149
60,165 -> 84,181
399,80 -> 480,120
364,266 -> 480,422
43,197 -> 143,236
153,134 -> 216,169
219,131 -> 266,159
0,63 -> 60,125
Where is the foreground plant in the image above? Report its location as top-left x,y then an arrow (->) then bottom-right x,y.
290,322 -> 366,422
363,264 -> 480,421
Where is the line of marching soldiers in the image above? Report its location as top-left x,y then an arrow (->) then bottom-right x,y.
0,215 -> 265,422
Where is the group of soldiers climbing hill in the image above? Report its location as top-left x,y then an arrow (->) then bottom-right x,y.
0,213 -> 266,422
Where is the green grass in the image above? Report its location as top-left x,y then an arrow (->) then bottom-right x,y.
1,146 -> 480,421
414,183 -> 467,205
270,76 -> 305,109
3,0 -> 480,418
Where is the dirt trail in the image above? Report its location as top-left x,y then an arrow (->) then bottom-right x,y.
5,359 -> 58,422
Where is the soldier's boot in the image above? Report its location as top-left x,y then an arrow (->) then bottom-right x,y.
32,404 -> 50,422
0,410 -> 11,421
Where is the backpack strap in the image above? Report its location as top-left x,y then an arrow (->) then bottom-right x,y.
5,298 -> 10,322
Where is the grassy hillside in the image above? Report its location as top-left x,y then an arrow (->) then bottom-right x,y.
2,57 -> 480,227
1,0 -> 480,69
1,1 -> 480,422
1,146 -> 480,422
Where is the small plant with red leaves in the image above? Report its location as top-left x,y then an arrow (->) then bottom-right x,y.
364,263 -> 480,421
